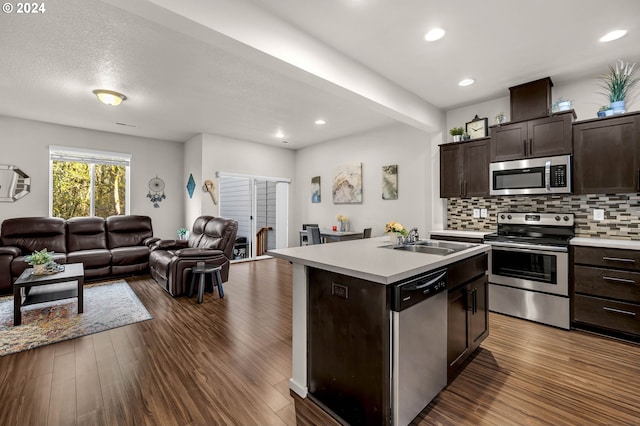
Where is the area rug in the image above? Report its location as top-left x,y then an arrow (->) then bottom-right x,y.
0,281 -> 152,357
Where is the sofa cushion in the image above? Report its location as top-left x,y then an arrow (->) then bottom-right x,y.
110,246 -> 149,266
66,249 -> 111,268
106,215 -> 153,249
66,217 -> 107,252
1,217 -> 66,254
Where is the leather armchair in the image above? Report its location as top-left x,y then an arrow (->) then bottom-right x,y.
149,216 -> 238,296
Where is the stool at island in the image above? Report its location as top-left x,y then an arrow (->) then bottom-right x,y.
188,264 -> 224,303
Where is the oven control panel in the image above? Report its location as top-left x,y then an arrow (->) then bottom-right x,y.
498,212 -> 574,226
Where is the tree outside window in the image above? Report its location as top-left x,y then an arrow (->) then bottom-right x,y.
50,147 -> 129,219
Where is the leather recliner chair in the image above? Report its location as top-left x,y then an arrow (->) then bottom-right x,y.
149,216 -> 238,297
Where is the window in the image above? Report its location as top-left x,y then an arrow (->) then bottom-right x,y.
49,146 -> 131,219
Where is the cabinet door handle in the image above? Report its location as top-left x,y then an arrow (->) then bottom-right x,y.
466,290 -> 474,312
473,288 -> 478,314
602,257 -> 636,263
464,180 -> 467,196
602,276 -> 636,285
603,306 -> 636,317
523,140 -> 527,156
529,138 -> 533,156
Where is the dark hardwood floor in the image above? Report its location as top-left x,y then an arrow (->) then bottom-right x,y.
1,258 -> 639,425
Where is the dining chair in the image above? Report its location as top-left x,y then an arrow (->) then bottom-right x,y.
363,228 -> 372,239
301,223 -> 319,245
307,226 -> 322,245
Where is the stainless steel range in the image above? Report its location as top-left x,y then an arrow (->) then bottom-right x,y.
483,212 -> 575,329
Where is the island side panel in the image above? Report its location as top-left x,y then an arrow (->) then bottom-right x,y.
290,263 -> 308,397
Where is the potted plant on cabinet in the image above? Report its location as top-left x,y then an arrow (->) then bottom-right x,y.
25,248 -> 53,275
598,59 -> 639,115
449,127 -> 464,142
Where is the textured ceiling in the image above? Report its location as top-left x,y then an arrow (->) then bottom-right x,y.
1,0 -> 639,148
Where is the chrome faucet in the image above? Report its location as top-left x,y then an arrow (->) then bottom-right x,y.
406,227 -> 419,244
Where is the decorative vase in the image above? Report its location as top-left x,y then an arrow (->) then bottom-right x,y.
597,110 -> 607,118
33,264 -> 46,275
558,101 -> 571,111
340,222 -> 347,232
453,135 -> 462,142
389,233 -> 399,244
611,100 -> 625,115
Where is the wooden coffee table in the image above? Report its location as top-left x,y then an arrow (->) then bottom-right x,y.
13,263 -> 85,326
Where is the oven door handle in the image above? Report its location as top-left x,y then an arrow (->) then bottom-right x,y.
545,159 -> 551,192
484,241 -> 568,253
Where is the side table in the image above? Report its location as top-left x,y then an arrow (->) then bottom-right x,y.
188,264 -> 224,303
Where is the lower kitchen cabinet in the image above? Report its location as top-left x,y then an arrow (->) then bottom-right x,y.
572,246 -> 640,340
447,254 -> 488,381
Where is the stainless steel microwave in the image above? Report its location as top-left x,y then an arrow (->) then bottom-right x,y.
489,155 -> 571,196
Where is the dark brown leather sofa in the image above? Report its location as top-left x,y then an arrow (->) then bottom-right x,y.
149,216 -> 238,297
0,215 -> 157,294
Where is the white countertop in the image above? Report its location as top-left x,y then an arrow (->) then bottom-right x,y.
429,230 -> 493,239
268,236 -> 490,284
571,237 -> 640,250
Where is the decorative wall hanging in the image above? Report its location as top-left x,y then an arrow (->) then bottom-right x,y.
332,162 -> 362,204
0,164 -> 31,202
146,176 -> 166,208
381,165 -> 398,200
186,174 -> 196,199
311,176 -> 321,203
202,179 -> 218,205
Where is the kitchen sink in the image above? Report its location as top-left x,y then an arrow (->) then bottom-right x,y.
380,239 -> 477,256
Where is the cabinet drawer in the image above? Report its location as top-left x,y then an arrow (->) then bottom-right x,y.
573,246 -> 640,271
574,265 -> 640,303
574,294 -> 640,336
448,253 -> 487,290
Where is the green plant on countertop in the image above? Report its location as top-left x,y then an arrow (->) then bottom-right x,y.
449,127 -> 464,136
598,59 -> 640,102
25,248 -> 53,265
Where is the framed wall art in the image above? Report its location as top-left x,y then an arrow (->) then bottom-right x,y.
311,176 -> 321,203
381,165 -> 398,200
332,162 -> 362,204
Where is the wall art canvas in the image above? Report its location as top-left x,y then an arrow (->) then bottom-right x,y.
382,165 -> 398,200
311,176 -> 321,203
332,162 -> 362,204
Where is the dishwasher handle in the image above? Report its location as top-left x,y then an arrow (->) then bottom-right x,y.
392,269 -> 447,312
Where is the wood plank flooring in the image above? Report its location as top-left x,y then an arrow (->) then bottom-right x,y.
0,258 -> 639,425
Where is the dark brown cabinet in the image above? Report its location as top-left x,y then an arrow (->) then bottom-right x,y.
573,113 -> 640,195
490,112 -> 573,162
572,245 -> 640,340
440,138 -> 489,198
447,253 -> 488,382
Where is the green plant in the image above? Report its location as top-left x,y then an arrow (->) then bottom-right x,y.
177,227 -> 188,237
449,127 -> 464,136
25,248 -> 53,265
598,59 -> 640,102
599,105 -> 610,112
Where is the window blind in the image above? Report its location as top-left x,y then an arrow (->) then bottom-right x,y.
49,145 -> 131,167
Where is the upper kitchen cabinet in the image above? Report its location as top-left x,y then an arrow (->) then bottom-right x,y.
573,112 -> 640,194
440,138 -> 489,198
490,111 -> 574,162
509,77 -> 553,122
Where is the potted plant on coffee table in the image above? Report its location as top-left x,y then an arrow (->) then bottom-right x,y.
25,248 -> 53,275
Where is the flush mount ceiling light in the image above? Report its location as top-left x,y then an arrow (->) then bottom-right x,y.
315,119 -> 326,125
275,130 -> 285,138
424,28 -> 446,42
599,29 -> 627,42
92,89 -> 127,106
458,78 -> 475,87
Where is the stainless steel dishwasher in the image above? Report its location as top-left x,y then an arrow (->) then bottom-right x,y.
391,269 -> 448,426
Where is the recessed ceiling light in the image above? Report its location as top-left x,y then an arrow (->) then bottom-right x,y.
92,89 -> 127,106
275,130 -> 284,138
315,119 -> 326,125
458,78 -> 475,87
599,29 -> 627,42
424,28 -> 446,42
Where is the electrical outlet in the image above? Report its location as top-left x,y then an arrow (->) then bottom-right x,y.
480,208 -> 488,218
473,208 -> 480,218
593,209 -> 605,221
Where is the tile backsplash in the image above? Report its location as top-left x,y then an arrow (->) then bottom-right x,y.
447,193 -> 640,239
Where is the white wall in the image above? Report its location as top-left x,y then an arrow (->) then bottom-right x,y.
0,116 -> 184,239
294,123 -> 433,240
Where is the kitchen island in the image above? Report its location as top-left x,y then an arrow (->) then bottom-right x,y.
269,236 -> 490,425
